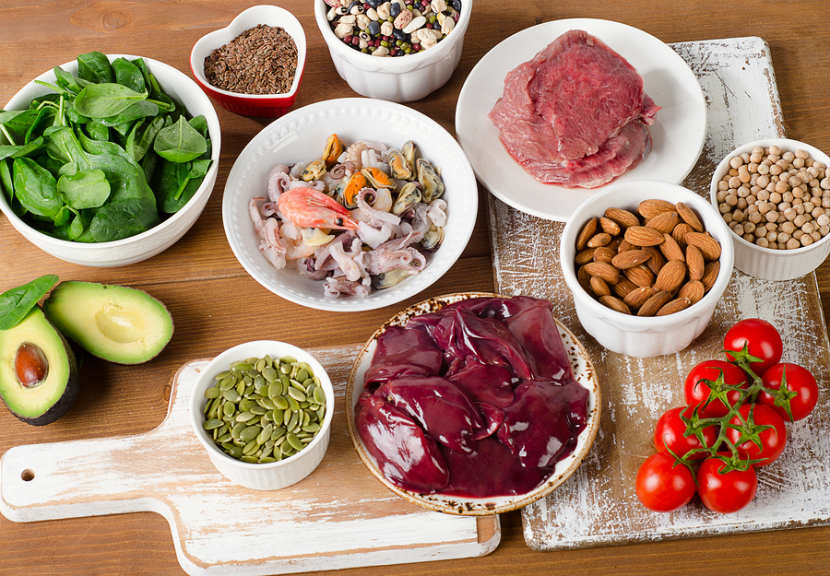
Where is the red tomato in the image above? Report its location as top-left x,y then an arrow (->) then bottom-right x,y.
759,363 -> 819,422
724,319 -> 783,375
635,452 -> 696,512
697,456 -> 757,513
653,406 -> 717,459
726,404 -> 787,466
684,360 -> 749,417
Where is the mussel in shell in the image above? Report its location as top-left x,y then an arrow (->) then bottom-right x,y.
416,158 -> 444,202
302,159 -> 327,181
372,269 -> 414,290
362,167 -> 394,189
421,225 -> 445,250
402,140 -> 417,174
387,150 -> 412,180
392,182 -> 422,215
322,134 -> 343,166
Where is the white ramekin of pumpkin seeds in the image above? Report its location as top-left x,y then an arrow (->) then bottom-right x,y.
190,341 -> 334,490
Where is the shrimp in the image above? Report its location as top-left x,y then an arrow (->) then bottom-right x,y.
277,187 -> 359,231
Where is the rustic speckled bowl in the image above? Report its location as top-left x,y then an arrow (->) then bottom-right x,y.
345,292 -> 601,516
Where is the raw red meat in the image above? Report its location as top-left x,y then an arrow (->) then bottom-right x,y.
489,29 -> 659,188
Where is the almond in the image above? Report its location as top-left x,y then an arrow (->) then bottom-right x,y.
617,239 -> 635,252
576,217 -> 598,250
646,211 -> 680,234
644,246 -> 666,275
672,222 -> 692,247
659,233 -> 685,261
638,199 -> 676,220
624,286 -> 654,309
584,261 -> 620,284
701,261 -> 720,291
590,276 -> 611,297
637,290 -> 672,317
604,207 -> 640,229
686,231 -> 721,261
607,237 -> 622,253
613,278 -> 638,298
598,216 -> 621,236
587,232 -> 612,248
600,295 -> 631,314
686,245 -> 705,281
624,226 -> 665,247
654,260 -> 687,293
593,246 -> 616,263
678,280 -> 705,304
575,248 -> 595,265
676,202 -> 704,232
625,265 -> 655,288
656,297 -> 693,316
577,264 -> 591,289
611,249 -> 651,270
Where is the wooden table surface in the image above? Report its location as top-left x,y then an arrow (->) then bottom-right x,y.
0,1 -> 828,574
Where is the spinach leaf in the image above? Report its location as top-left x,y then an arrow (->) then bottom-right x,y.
12,157 -> 63,219
1,109 -> 38,144
77,51 -> 114,84
52,204 -> 74,227
189,115 -> 208,137
24,106 -> 55,143
0,275 -> 59,330
77,126 -> 133,163
133,58 -> 176,109
127,115 -> 164,162
153,116 -> 206,163
157,158 -> 210,213
98,100 -> 158,127
84,196 -> 158,242
57,168 -> 111,209
0,136 -> 45,161
45,126 -> 91,169
68,210 -> 89,240
74,83 -> 148,118
86,119 -> 110,141
142,150 -> 158,183
112,57 -> 146,93
0,159 -> 13,204
53,66 -> 87,95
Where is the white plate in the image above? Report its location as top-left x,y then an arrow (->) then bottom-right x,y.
455,18 -> 706,222
222,98 -> 478,312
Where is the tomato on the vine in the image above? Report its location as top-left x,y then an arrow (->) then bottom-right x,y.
724,319 -> 783,374
759,363 -> 819,422
726,404 -> 787,466
653,406 -> 717,459
697,456 -> 757,513
635,452 -> 696,512
684,360 -> 748,417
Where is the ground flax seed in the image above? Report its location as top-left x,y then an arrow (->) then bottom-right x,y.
204,25 -> 298,94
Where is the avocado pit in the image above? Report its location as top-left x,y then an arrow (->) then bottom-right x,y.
15,342 -> 49,388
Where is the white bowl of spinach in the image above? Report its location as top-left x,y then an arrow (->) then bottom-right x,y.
0,52 -> 220,267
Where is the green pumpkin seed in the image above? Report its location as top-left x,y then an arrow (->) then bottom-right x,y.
225,444 -> 243,458
288,396 -> 300,411
236,411 -> 256,423
288,387 -> 307,402
240,455 -> 258,463
283,409 -> 292,426
274,434 -> 287,447
217,432 -> 233,443
203,418 -> 223,431
302,422 -> 321,433
257,397 -> 276,410
258,424 -> 273,443
287,412 -> 299,432
231,422 -> 246,438
223,402 -> 236,417
272,408 -> 284,422
313,386 -> 326,404
204,386 -> 220,399
286,433 -> 303,451
222,389 -> 241,402
281,443 -> 295,457
274,396 -> 289,410
271,426 -> 286,440
295,367 -> 309,382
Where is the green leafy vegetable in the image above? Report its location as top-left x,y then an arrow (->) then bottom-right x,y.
0,159 -> 14,204
153,116 -> 206,163
126,115 -> 164,163
77,52 -> 114,84
112,57 -> 146,94
0,275 -> 59,330
12,157 -> 62,219
57,169 -> 111,209
73,83 -> 147,118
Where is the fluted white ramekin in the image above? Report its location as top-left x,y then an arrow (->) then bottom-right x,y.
314,0 -> 472,102
561,181 -> 734,358
709,138 -> 830,281
190,341 -> 334,490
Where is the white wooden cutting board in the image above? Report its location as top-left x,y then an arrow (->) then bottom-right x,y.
0,345 -> 500,575
487,36 -> 830,549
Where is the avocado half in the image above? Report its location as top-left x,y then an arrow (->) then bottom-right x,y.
43,281 -> 174,365
0,307 -> 79,425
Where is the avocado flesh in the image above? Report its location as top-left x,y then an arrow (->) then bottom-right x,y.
44,281 -> 173,365
0,308 -> 78,425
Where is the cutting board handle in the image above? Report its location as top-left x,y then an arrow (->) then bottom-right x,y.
0,429 -> 169,523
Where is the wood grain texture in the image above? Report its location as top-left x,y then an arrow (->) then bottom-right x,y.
0,0 -> 828,574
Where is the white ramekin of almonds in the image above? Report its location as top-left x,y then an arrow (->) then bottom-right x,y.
710,138 -> 830,281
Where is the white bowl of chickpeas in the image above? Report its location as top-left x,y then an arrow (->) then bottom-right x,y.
710,138 -> 830,281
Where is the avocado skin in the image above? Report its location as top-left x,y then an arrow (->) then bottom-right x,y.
17,331 -> 79,426
43,281 -> 174,365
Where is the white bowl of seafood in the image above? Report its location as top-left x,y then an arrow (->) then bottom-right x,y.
222,98 -> 478,312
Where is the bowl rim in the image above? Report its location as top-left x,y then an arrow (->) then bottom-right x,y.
561,180 -> 735,328
313,0 -> 472,71
189,340 -> 335,471
189,5 -> 307,101
221,96 -> 479,313
708,137 -> 830,257
0,53 -> 221,250
344,291 -> 602,515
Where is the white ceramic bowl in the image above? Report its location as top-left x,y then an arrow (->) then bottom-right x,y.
709,138 -> 830,281
190,341 -> 335,491
222,97 -> 478,312
314,0 -> 472,102
346,292 -> 601,515
190,5 -> 307,117
561,181 -> 735,357
0,54 -> 221,267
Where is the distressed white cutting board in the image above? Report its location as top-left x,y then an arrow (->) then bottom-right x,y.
487,36 -> 830,549
0,345 -> 500,575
